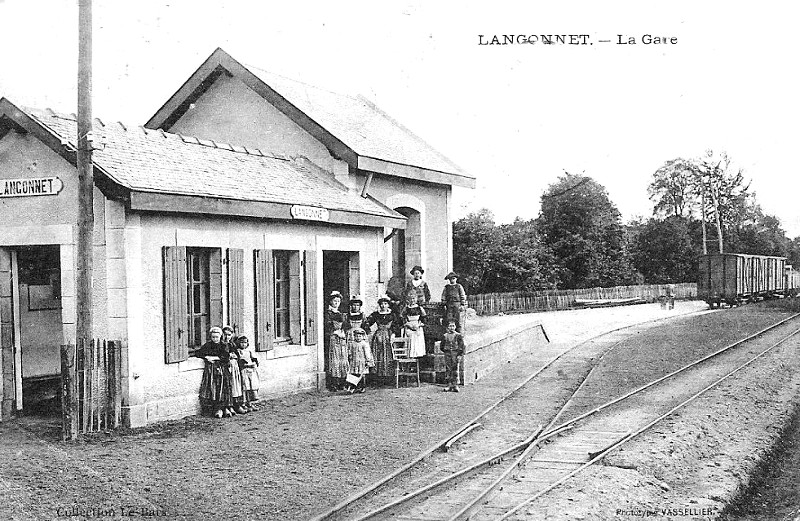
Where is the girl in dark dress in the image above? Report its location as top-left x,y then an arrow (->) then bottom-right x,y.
364,296 -> 400,381
196,327 -> 237,418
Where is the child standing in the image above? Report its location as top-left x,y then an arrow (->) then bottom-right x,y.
235,335 -> 260,411
347,328 -> 375,393
441,272 -> 468,333
440,320 -> 465,392
402,291 -> 427,358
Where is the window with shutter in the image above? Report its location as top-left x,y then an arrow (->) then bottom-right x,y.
303,250 -> 318,346
271,250 -> 302,344
254,249 -> 274,352
288,252 -> 301,344
273,251 -> 291,341
227,248 -> 244,334
163,246 -> 188,363
164,247 -> 223,361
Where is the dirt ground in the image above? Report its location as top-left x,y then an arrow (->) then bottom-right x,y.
1,300 -> 796,521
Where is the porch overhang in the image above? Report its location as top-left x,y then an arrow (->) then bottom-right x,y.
129,191 -> 407,229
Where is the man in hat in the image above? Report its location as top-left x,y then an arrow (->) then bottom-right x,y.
441,272 -> 467,333
405,265 -> 431,304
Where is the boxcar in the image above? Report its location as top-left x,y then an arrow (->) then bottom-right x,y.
698,253 -> 787,306
786,264 -> 800,297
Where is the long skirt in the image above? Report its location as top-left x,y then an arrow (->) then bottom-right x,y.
199,360 -> 226,408
240,367 -> 260,391
328,334 -> 350,378
370,327 -> 394,378
200,360 -> 243,410
406,326 -> 426,358
228,360 -> 244,399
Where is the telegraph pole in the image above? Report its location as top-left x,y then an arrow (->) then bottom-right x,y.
76,0 -> 94,342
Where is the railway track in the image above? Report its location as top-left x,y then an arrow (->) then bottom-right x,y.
308,308 -> 711,521
490,312 -> 800,520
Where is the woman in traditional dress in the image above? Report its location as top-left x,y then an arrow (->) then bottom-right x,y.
196,326 -> 237,418
401,291 -> 427,358
325,291 -> 349,391
364,295 -> 400,381
404,265 -> 431,305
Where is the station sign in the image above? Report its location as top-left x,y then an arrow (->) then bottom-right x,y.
1,177 -> 63,198
290,205 -> 330,222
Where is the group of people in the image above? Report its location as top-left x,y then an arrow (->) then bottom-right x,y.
195,325 -> 260,419
194,267 -> 470,418
326,266 -> 469,393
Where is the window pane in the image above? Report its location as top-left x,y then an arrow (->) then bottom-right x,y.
194,316 -> 202,346
192,255 -> 200,280
193,284 -> 201,311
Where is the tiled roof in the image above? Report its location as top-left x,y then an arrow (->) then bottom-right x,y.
247,65 -> 470,179
24,107 -> 401,219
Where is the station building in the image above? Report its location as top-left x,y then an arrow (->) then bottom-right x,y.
0,48 -> 474,426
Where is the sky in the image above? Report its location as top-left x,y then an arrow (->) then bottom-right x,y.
1,1 -> 798,236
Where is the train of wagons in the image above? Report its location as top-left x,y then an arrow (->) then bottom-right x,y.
698,253 -> 800,307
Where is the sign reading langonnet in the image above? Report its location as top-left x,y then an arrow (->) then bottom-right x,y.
1,177 -> 64,198
290,205 -> 330,222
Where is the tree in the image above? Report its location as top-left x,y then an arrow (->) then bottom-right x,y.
726,206 -> 789,257
452,211 -> 559,294
537,172 -> 636,289
648,151 -> 751,254
452,209 -> 498,294
629,216 -> 697,283
648,158 -> 696,218
694,150 -> 751,253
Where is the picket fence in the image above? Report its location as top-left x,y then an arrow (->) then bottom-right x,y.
467,283 -> 697,315
60,339 -> 123,440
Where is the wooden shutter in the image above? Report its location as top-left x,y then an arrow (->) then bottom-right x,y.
254,249 -> 274,352
303,250 -> 318,346
227,248 -> 244,334
163,246 -> 188,363
289,252 -> 302,344
209,249 -> 223,327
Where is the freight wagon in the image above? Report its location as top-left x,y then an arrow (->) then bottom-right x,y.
698,253 -> 800,307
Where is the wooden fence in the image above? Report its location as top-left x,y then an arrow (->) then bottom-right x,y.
468,283 -> 697,315
60,339 -> 122,440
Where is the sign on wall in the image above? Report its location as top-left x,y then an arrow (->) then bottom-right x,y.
290,205 -> 330,222
1,177 -> 63,198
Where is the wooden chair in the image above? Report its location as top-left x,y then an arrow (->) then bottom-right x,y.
392,336 -> 420,388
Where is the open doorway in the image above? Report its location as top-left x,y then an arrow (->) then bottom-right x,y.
323,251 -> 360,304
321,251 -> 359,377
15,245 -> 63,417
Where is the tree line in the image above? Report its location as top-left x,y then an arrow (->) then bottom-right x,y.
454,151 -> 800,295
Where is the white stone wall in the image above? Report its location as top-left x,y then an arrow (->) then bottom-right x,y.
122,211 -> 383,426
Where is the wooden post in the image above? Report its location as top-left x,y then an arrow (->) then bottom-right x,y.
60,343 -> 78,441
109,340 -> 121,429
103,340 -> 109,430
76,0 -> 94,345
82,339 -> 90,433
93,339 -> 100,431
